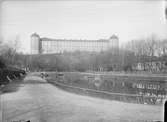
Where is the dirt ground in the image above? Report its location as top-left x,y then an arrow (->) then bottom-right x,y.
0,74 -> 164,122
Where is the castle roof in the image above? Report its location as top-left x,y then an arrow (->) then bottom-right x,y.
110,34 -> 118,39
31,33 -> 40,37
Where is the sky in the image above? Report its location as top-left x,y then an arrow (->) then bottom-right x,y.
0,0 -> 167,53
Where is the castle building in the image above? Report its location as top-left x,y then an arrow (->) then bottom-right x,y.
30,33 -> 119,54
30,33 -> 42,54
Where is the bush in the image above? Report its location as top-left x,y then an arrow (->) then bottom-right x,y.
0,57 -> 6,69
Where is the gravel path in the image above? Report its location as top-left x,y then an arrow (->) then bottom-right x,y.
0,75 -> 164,122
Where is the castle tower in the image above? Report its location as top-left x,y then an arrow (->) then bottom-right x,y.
109,34 -> 119,50
30,33 -> 41,54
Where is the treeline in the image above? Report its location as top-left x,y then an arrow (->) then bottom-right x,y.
28,50 -> 124,72
126,35 -> 167,57
27,49 -> 166,72
27,35 -> 167,72
0,35 -> 167,72
0,43 -> 26,85
125,36 -> 167,72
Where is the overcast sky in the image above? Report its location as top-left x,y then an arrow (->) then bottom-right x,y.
0,0 -> 167,53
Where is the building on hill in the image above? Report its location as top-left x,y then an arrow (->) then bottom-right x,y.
30,33 -> 119,54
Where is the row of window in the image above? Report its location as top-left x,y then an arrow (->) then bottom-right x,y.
42,46 -> 107,53
132,83 -> 160,90
104,80 -> 162,90
42,44 -> 108,49
42,45 -> 107,49
42,41 -> 108,46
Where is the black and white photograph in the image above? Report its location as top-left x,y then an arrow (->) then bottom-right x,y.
0,0 -> 167,122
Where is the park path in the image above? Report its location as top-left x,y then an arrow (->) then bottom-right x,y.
0,74 -> 164,122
